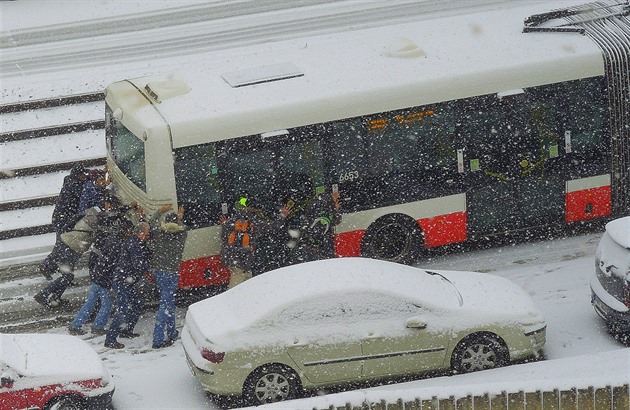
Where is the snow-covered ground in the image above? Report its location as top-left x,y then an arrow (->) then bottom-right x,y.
1,1 -> 628,409
4,232 -> 626,409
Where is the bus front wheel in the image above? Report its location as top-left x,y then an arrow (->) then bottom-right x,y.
360,213 -> 423,265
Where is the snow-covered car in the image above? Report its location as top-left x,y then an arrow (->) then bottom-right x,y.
591,216 -> 630,334
0,333 -> 114,410
182,257 -> 546,406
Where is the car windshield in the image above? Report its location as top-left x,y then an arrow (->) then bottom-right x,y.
425,270 -> 464,306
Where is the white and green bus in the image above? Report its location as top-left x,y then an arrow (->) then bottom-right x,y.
104,0 -> 629,291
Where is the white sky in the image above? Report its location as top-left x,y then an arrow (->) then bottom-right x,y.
1,1 -> 628,409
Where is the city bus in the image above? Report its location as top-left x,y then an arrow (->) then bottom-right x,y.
104,0 -> 629,291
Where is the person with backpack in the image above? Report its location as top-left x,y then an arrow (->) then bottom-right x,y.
34,195 -> 126,309
283,176 -> 342,265
147,204 -> 187,349
219,194 -> 290,289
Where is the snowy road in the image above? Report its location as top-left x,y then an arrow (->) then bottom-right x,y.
2,0 -> 521,78
23,230 -> 622,409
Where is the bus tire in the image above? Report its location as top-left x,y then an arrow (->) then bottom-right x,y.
360,213 -> 423,265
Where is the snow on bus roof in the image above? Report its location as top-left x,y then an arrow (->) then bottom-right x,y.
107,0 -> 602,148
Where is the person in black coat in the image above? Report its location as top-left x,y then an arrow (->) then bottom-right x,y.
104,222 -> 151,349
40,166 -> 90,279
52,165 -> 90,234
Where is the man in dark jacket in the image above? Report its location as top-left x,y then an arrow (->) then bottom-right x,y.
52,165 -> 90,233
284,177 -> 342,265
148,204 -> 187,349
104,222 -> 151,349
78,169 -> 108,212
40,166 -> 89,278
220,195 -> 289,288
68,220 -> 130,336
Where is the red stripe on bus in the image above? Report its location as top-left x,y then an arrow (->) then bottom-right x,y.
565,185 -> 611,222
335,230 -> 365,257
179,256 -> 231,288
334,211 -> 467,256
418,211 -> 467,248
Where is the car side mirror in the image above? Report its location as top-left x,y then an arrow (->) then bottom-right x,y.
1,375 -> 14,389
405,317 -> 427,329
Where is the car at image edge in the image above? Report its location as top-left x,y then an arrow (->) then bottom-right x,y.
181,257 -> 546,406
591,215 -> 630,335
0,333 -> 114,410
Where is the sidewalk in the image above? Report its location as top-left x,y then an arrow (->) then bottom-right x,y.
248,349 -> 630,410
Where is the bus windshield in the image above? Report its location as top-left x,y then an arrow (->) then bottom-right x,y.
108,117 -> 147,191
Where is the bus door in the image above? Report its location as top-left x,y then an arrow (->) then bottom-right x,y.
217,126 -> 327,272
218,127 -> 327,211
464,92 -> 564,235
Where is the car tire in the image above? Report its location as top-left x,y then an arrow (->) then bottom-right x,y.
450,334 -> 507,374
243,363 -> 302,406
361,213 -> 423,265
45,395 -> 85,410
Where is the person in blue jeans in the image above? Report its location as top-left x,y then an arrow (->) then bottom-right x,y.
68,220 -> 129,336
148,204 -> 187,349
104,222 -> 151,349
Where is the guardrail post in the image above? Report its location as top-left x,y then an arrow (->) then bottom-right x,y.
455,394 -> 472,409
437,396 -> 455,410
524,390 -> 542,409
560,387 -> 577,409
594,385 -> 612,409
613,384 -> 629,409
419,396 -> 438,409
473,392 -> 491,409
403,398 -> 421,410
369,399 -> 387,410
490,391 -> 507,409
577,387 -> 594,409
542,388 -> 560,409
384,399 -> 403,409
508,391 -> 525,409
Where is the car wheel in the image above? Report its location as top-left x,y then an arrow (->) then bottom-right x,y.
361,213 -> 423,265
45,396 -> 85,410
451,334 -> 507,374
243,364 -> 301,406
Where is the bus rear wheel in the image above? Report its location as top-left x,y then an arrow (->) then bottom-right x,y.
360,213 -> 423,265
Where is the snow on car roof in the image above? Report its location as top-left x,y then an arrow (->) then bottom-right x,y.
187,257 -> 459,340
0,333 -> 104,379
605,216 -> 630,249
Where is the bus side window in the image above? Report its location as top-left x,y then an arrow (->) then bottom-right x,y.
279,140 -> 325,195
221,147 -> 278,216
174,144 -> 222,227
421,104 -> 458,170
561,77 -> 609,155
329,119 -> 367,188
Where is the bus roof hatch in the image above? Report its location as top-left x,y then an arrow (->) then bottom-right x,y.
221,62 -> 304,88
